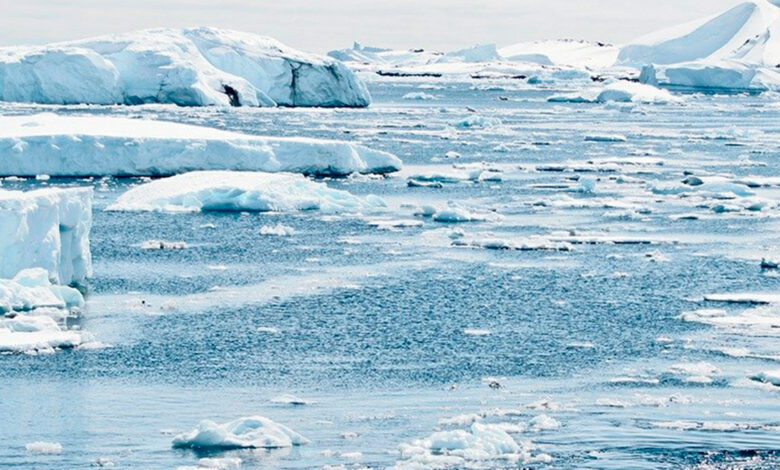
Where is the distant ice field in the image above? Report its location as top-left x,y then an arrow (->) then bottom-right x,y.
0,79 -> 778,470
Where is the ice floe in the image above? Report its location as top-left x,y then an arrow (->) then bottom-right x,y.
0,27 -> 370,107
0,114 -> 401,177
107,171 -> 386,213
25,441 -> 63,455
0,186 -> 92,286
172,416 -> 309,449
259,223 -> 295,237
394,422 -> 549,469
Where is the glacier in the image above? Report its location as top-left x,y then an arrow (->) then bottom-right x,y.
0,113 -> 402,177
107,171 -> 386,213
0,186 -> 92,286
0,27 -> 370,107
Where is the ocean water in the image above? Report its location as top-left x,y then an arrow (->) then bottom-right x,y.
1,78 -> 779,470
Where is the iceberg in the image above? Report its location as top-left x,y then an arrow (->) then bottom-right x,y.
0,113 -> 402,177
500,39 -> 618,69
619,1 -> 780,91
0,186 -> 92,286
0,27 -> 370,107
172,415 -> 309,449
548,80 -> 680,104
107,171 -> 386,213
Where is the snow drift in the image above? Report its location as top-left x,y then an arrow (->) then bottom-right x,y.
107,171 -> 386,213
172,416 -> 309,449
0,114 -> 402,177
0,27 -> 370,107
0,186 -> 92,286
620,1 -> 780,90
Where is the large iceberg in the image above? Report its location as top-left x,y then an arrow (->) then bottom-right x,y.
0,114 -> 402,177
172,416 -> 309,449
0,186 -> 92,286
619,1 -> 780,91
107,171 -> 386,213
0,27 -> 370,107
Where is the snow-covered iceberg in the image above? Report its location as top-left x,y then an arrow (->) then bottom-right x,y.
500,39 -> 618,69
0,114 -> 402,177
0,186 -> 92,286
172,416 -> 309,449
108,171 -> 385,213
0,27 -> 370,107
619,1 -> 780,91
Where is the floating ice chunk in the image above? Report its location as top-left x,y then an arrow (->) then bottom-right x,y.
270,394 -> 315,406
108,171 -> 385,214
172,415 -> 309,449
453,235 -> 573,252
0,27 -> 370,107
402,92 -> 437,100
395,422 -> 540,469
0,186 -> 92,286
584,134 -> 627,142
529,415 -> 561,432
439,414 -> 483,427
0,114 -> 401,177
25,441 -> 63,455
432,207 -> 492,223
463,328 -> 491,336
704,292 -> 780,304
195,457 -> 242,469
259,224 -> 295,236
452,115 -> 502,128
666,362 -> 721,384
751,370 -> 780,387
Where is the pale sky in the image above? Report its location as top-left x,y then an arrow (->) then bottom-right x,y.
0,0 -> 744,53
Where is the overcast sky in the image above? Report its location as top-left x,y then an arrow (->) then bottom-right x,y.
0,0 -> 743,52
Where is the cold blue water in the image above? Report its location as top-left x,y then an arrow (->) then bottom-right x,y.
1,79 -> 779,469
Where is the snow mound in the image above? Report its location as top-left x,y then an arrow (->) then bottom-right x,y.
172,415 -> 309,449
751,370 -> 780,386
0,186 -> 92,286
549,80 -> 680,104
0,114 -> 401,177
620,1 -> 780,91
0,27 -> 370,107
108,171 -> 386,213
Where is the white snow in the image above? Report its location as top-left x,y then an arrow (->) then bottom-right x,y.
0,27 -> 370,107
108,171 -> 385,213
25,441 -> 63,455
0,186 -> 92,285
0,114 -> 402,177
172,415 -> 309,449
500,39 -> 618,69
